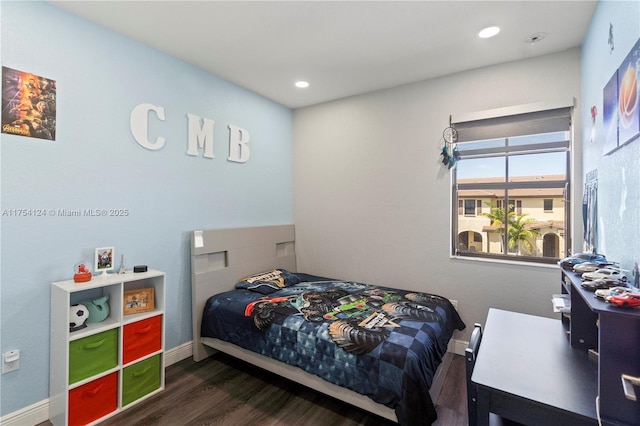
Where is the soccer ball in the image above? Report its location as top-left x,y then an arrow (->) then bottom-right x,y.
69,304 -> 89,332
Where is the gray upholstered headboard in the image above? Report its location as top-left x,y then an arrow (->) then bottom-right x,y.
190,225 -> 296,361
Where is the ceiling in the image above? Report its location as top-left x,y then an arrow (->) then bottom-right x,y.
50,1 -> 598,109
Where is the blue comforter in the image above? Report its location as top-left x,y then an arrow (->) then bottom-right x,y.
201,276 -> 465,425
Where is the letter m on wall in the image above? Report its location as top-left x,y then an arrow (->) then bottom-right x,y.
186,113 -> 215,158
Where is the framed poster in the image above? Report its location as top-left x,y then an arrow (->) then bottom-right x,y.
602,37 -> 640,156
1,67 -> 56,140
603,70 -> 619,155
617,38 -> 640,146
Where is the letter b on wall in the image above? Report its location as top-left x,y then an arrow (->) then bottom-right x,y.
228,124 -> 250,163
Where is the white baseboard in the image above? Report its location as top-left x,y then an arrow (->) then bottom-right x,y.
446,299 -> 468,356
450,338 -> 468,356
163,341 -> 193,367
0,343 -> 193,426
0,399 -> 50,426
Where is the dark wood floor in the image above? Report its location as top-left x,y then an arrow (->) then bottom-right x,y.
41,352 -> 468,425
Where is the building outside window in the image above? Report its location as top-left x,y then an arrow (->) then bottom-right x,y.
451,106 -> 572,264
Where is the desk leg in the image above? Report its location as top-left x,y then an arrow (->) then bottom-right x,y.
476,388 -> 490,426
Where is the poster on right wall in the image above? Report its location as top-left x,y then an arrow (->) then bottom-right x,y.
617,38 -> 640,147
603,37 -> 640,155
603,70 -> 619,155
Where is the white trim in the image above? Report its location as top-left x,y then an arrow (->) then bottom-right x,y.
164,341 -> 193,367
0,399 -> 50,426
0,344 -> 192,426
451,338 -> 468,356
446,299 -> 467,355
453,98 -> 576,124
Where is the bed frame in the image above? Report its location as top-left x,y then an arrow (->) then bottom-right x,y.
190,224 -> 453,422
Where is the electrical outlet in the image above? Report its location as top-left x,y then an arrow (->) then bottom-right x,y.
2,350 -> 20,374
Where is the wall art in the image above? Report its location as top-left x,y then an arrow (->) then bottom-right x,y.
603,37 -> 640,155
1,67 -> 56,140
617,38 -> 639,147
602,70 -> 619,155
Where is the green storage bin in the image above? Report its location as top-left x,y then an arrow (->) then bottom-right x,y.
69,328 -> 118,384
122,354 -> 161,406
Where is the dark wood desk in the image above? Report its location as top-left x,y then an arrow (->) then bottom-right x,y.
471,309 -> 598,426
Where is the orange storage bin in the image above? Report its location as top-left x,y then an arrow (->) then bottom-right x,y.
68,372 -> 118,426
123,315 -> 162,364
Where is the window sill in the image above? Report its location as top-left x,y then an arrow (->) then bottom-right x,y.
449,253 -> 559,269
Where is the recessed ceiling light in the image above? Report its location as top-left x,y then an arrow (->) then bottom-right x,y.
478,26 -> 500,39
295,81 -> 309,88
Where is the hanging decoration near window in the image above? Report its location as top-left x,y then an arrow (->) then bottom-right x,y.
440,115 -> 459,169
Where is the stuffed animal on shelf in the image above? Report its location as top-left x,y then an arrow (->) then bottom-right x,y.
79,295 -> 110,323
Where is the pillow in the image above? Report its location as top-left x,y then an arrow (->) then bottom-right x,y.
235,269 -> 301,294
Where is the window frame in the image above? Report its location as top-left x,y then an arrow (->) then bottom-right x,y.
450,105 -> 572,264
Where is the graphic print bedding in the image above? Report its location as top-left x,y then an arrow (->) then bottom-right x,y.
201,271 -> 465,425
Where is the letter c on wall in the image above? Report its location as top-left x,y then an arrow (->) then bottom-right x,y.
130,103 -> 166,150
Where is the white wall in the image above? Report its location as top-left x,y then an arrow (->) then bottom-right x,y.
293,49 -> 583,340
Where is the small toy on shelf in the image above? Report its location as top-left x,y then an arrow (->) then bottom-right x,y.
79,295 -> 110,323
559,252 -> 608,270
581,277 -> 621,291
73,262 -> 92,283
118,254 -> 126,274
607,292 -> 640,308
69,304 -> 89,332
581,267 -> 627,282
594,286 -> 630,300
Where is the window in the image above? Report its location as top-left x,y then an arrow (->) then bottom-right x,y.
460,199 -> 482,216
544,199 -> 553,212
500,199 -> 523,215
464,199 -> 476,216
451,106 -> 571,263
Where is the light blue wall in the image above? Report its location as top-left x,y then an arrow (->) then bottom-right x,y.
0,1 -> 292,415
581,0 -> 640,274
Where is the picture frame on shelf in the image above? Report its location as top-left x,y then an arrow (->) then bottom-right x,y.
123,288 -> 154,315
95,246 -> 115,275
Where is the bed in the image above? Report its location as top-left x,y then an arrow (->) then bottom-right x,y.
191,225 -> 465,425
